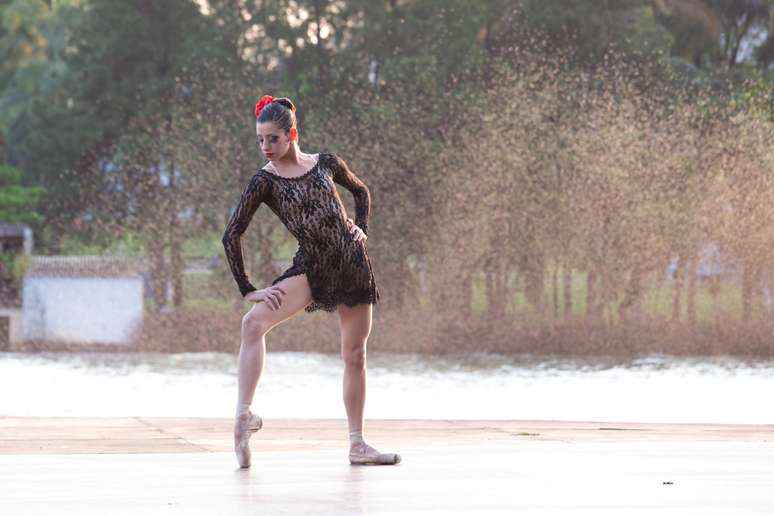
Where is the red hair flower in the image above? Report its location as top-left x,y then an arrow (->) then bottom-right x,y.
255,95 -> 275,117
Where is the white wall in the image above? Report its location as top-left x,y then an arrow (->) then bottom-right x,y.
22,277 -> 143,344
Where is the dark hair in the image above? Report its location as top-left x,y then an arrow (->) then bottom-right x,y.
256,97 -> 296,133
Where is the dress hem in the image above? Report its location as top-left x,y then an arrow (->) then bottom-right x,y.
270,269 -> 380,313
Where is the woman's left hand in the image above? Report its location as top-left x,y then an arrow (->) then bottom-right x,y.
348,219 -> 367,242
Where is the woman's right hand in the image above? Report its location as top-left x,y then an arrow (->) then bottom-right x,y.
244,286 -> 287,310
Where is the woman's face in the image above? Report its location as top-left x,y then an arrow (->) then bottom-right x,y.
256,121 -> 290,161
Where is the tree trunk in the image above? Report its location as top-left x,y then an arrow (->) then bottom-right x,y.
147,224 -> 167,313
552,264 -> 559,321
169,225 -> 184,307
429,257 -> 471,330
586,269 -> 599,322
312,0 -> 327,91
562,265 -> 572,321
168,156 -> 184,308
396,257 -> 419,308
618,265 -> 643,324
461,272 -> 473,320
686,250 -> 698,327
741,258 -> 761,322
485,254 -> 507,320
672,254 -> 683,322
523,250 -> 545,312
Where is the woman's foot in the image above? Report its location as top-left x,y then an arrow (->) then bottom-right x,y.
234,411 -> 263,468
349,441 -> 402,465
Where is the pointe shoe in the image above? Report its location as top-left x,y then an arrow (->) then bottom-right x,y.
234,411 -> 263,468
349,442 -> 402,465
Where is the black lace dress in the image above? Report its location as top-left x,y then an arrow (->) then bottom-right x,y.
222,152 -> 380,313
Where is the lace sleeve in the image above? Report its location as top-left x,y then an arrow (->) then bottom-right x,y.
331,153 -> 371,235
222,172 -> 271,297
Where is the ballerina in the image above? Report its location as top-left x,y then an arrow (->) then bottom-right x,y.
222,94 -> 400,468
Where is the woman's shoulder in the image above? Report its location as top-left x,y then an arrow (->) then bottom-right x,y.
248,167 -> 274,187
321,151 -> 347,167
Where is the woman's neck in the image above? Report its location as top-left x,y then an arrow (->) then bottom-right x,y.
267,144 -> 316,172
274,143 -> 308,166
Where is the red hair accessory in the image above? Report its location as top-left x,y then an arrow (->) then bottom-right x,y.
255,95 -> 275,117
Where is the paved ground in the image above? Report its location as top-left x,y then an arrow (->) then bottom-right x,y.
1,417 -> 773,515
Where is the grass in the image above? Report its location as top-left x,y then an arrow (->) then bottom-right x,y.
468,265 -> 761,327
143,271 -> 235,313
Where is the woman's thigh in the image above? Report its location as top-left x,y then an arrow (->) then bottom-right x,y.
244,273 -> 313,334
336,303 -> 373,345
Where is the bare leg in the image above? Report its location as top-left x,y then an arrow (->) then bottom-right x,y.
235,332 -> 265,417
236,273 -> 313,416
337,302 -> 400,465
337,302 -> 373,436
234,273 -> 312,468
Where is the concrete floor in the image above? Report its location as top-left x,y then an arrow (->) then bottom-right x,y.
1,418 -> 774,515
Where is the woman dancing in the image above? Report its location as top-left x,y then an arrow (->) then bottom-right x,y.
222,95 -> 401,469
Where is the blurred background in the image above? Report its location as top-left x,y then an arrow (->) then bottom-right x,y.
1,0 -> 774,421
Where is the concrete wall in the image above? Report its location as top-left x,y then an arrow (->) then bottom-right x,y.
22,277 -> 143,344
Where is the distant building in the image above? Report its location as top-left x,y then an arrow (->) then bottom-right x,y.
22,256 -> 144,344
0,222 -> 33,255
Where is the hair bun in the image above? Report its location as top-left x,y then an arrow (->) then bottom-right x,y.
254,95 -> 297,132
272,97 -> 296,113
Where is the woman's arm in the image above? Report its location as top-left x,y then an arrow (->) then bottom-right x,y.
331,153 -> 371,235
222,172 -> 270,297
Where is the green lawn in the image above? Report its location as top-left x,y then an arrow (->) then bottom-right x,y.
470,265 -> 755,325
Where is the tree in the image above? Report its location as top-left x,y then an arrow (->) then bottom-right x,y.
651,0 -> 774,68
0,163 -> 44,224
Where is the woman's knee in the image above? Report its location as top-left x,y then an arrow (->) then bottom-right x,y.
241,308 -> 273,339
342,340 -> 367,368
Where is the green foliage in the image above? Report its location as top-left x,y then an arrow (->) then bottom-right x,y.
0,163 -> 44,224
521,0 -> 670,65
0,0 -> 50,87
0,248 -> 24,294
2,0 -> 773,256
57,231 -> 145,256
